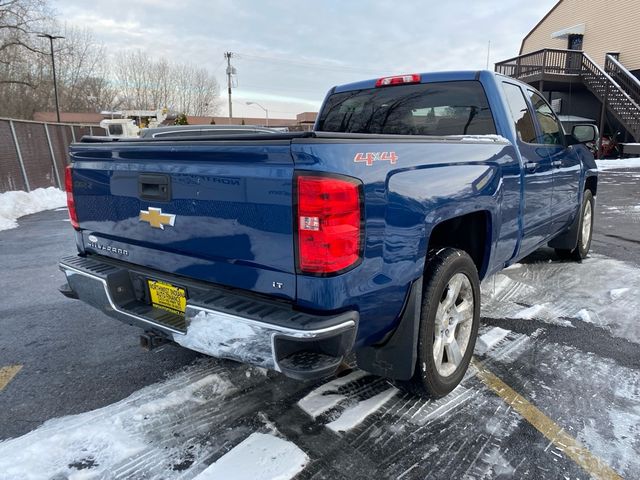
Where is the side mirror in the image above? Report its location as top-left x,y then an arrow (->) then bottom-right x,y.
571,124 -> 599,143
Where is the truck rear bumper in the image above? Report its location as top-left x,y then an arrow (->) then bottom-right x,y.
59,255 -> 358,380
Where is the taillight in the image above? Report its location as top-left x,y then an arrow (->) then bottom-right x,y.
296,173 -> 362,275
64,165 -> 80,230
375,73 -> 421,87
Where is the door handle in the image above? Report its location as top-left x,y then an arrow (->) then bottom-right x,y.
551,160 -> 562,168
525,162 -> 538,172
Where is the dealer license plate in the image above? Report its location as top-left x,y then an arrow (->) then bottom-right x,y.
148,279 -> 187,315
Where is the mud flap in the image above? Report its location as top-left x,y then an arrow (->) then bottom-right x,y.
548,204 -> 583,250
356,278 -> 422,381
547,219 -> 580,250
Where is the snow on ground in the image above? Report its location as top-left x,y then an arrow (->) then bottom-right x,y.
298,369 -> 398,433
596,157 -> 640,170
0,187 -> 67,231
326,387 -> 398,432
194,432 -> 308,480
0,318 -> 637,478
475,327 -> 511,355
0,364 -> 236,480
481,254 -> 640,343
502,340 -> 640,476
297,370 -> 369,418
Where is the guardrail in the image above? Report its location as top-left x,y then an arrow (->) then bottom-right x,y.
0,118 -> 106,193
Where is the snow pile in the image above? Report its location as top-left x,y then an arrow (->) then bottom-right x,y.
596,157 -> 640,170
173,310 -> 276,369
0,187 -> 67,231
194,432 -> 308,480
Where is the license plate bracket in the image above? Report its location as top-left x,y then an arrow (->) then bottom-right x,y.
147,279 -> 187,316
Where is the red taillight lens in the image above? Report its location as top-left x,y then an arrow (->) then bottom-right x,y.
64,165 -> 80,230
375,73 -> 421,87
296,174 -> 362,275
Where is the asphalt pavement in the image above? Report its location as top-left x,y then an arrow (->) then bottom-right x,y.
0,168 -> 638,479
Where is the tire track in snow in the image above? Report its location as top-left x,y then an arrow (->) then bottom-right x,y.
482,254 -> 640,343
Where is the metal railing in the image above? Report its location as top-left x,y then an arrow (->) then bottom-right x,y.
495,49 -> 640,141
604,54 -> 640,107
495,48 -> 583,78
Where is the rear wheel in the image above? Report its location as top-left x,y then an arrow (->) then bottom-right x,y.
399,248 -> 480,398
556,190 -> 594,261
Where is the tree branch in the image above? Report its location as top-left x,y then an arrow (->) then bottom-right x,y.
0,79 -> 35,88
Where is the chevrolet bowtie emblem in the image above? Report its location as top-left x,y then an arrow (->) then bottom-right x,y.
139,207 -> 176,229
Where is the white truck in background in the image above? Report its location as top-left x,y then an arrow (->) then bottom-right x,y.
99,109 -> 168,138
99,118 -> 140,138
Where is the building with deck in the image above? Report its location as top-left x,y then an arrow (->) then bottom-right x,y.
495,0 -> 640,150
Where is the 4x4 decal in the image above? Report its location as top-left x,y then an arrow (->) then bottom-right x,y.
354,151 -> 398,166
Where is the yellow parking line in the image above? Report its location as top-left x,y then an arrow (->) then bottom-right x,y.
0,365 -> 23,392
473,361 -> 623,480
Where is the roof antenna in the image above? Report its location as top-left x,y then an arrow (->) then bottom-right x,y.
486,40 -> 491,70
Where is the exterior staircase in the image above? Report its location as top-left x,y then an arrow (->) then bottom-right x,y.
495,49 -> 640,142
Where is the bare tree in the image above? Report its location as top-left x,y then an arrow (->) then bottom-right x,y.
113,50 -> 154,109
0,0 -> 48,85
1,2 -> 221,120
0,2 -> 117,118
52,26 -> 119,113
0,0 -> 49,117
114,50 -> 221,116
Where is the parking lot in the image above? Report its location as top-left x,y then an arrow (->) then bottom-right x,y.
0,167 -> 638,480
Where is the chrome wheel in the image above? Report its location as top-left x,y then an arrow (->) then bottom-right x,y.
581,200 -> 592,247
433,273 -> 474,377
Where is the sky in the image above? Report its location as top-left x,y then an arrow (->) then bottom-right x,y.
52,0 -> 558,119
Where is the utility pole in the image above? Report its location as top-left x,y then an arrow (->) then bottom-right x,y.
224,52 -> 235,123
38,33 -> 64,123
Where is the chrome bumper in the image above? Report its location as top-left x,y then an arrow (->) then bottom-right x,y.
59,255 -> 358,379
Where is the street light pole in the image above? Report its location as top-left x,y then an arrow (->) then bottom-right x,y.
246,101 -> 269,127
38,33 -> 64,123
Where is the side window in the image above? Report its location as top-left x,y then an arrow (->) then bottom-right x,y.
527,90 -> 564,145
501,82 -> 537,143
108,124 -> 124,136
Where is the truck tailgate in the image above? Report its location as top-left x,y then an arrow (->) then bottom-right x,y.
70,141 -> 296,300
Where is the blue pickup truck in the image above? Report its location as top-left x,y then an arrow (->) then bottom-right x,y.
59,71 -> 598,398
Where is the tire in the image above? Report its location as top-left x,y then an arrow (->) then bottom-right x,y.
555,190 -> 594,261
399,248 -> 480,398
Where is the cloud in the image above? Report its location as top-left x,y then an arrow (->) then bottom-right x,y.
51,0 -> 556,118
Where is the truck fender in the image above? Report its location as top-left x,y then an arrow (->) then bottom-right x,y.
356,277 -> 422,380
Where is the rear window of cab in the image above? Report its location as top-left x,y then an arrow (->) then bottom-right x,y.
316,80 -> 496,136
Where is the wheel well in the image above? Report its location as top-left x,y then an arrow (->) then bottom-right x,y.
427,211 -> 490,277
585,176 -> 597,196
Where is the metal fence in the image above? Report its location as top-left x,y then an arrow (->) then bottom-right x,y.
0,118 -> 106,193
